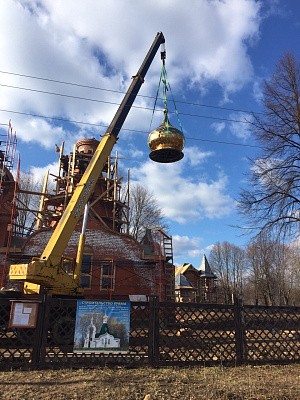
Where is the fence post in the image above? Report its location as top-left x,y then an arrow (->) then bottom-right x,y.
31,289 -> 49,366
234,296 -> 245,365
148,295 -> 159,366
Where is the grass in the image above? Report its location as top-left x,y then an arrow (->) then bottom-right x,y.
0,364 -> 300,399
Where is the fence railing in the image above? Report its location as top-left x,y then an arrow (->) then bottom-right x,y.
1,295 -> 300,369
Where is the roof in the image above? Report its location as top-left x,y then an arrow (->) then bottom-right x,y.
140,228 -> 155,257
175,274 -> 195,290
199,255 -> 217,278
22,226 -> 143,261
175,263 -> 198,276
175,256 -> 217,280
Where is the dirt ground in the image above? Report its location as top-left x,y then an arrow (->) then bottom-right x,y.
0,364 -> 300,399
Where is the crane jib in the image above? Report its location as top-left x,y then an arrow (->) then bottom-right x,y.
73,177 -> 95,219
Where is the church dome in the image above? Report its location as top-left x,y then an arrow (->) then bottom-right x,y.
148,116 -> 184,163
76,138 -> 99,154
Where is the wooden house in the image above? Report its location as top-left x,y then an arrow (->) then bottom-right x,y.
175,255 -> 217,303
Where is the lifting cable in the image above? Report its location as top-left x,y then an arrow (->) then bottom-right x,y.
148,62 -> 184,137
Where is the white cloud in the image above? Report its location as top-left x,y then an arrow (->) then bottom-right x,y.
130,153 -> 234,224
211,122 -> 226,134
28,161 -> 58,184
228,112 -> 253,140
30,0 -> 261,92
18,118 -> 65,148
172,234 -> 204,264
127,145 -> 144,160
252,157 -> 285,188
252,78 -> 264,103
172,234 -> 215,265
184,146 -> 214,166
0,0 -> 262,148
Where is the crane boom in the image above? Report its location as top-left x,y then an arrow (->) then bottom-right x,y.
9,32 -> 166,295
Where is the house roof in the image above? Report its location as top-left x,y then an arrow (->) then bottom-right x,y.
175,256 -> 217,280
199,254 -> 217,278
175,273 -> 195,290
175,263 -> 198,276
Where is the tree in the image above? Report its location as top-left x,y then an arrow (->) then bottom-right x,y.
283,242 -> 300,305
246,233 -> 284,306
209,241 -> 245,304
246,233 -> 300,306
127,183 -> 167,241
239,53 -> 300,239
14,171 -> 42,236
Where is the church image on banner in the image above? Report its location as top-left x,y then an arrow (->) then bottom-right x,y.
84,314 -> 120,349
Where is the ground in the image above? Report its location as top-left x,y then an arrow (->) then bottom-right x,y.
0,364 -> 300,399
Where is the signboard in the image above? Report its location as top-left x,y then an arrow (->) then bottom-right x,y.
9,301 -> 39,328
73,300 -> 130,353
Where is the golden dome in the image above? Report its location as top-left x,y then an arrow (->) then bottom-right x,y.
148,118 -> 185,163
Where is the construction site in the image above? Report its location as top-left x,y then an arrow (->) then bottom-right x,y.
0,32 -> 299,371
0,32 -> 217,305
0,125 -> 177,302
0,33 -> 179,304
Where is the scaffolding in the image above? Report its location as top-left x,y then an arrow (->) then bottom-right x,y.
1,132 -> 130,247
0,121 -> 18,287
31,142 -> 129,233
151,229 -> 175,301
0,121 -> 17,194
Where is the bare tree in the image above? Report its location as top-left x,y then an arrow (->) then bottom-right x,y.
14,171 -> 43,236
239,53 -> 300,239
128,183 -> 167,241
209,241 -> 245,304
284,242 -> 300,305
245,232 -> 300,306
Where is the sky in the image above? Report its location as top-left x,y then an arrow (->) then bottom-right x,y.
1,0 -> 300,267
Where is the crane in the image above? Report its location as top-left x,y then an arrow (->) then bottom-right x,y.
9,32 -> 166,296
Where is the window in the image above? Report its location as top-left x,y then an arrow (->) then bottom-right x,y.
100,261 -> 115,291
80,254 -> 92,288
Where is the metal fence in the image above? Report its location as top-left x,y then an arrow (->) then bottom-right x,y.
1,294 -> 300,370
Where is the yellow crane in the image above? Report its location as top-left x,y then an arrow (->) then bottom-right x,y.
9,32 -> 167,296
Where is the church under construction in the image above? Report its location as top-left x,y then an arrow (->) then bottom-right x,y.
0,123 -> 175,301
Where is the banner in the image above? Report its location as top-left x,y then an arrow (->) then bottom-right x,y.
73,300 -> 130,353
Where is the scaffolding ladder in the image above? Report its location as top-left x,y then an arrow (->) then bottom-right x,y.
152,229 -> 175,301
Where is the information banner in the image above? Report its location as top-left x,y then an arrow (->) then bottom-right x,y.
73,300 -> 130,353
9,301 -> 39,328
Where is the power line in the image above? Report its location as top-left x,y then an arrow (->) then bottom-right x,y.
0,69 -> 261,150
0,108 -> 142,133
0,83 -> 251,125
0,69 -> 264,115
0,69 -> 125,94
0,83 -> 124,107
185,136 -> 259,148
0,108 -> 260,149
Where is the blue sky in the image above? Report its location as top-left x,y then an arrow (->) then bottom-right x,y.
1,0 -> 300,266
